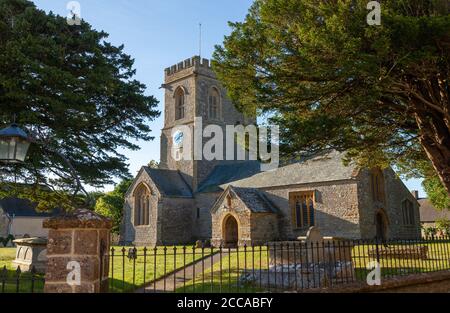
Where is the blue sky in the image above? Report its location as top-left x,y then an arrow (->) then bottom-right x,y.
32,0 -> 426,197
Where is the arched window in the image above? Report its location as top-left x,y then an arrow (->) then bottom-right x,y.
208,88 -> 220,120
134,184 -> 151,226
175,87 -> 185,120
402,199 -> 415,225
370,168 -> 385,203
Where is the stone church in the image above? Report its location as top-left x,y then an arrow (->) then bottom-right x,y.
120,56 -> 421,247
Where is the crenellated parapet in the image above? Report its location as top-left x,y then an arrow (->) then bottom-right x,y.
164,56 -> 212,77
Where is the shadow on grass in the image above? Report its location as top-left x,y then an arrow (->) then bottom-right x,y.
175,268 -> 267,293
1,269 -> 45,293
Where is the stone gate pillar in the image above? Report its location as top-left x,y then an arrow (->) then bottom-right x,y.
43,209 -> 112,293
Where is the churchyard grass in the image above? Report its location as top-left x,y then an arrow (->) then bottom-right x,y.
109,246 -> 216,293
351,240 -> 450,280
176,247 -> 269,293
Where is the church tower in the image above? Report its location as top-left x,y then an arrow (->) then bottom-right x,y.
159,56 -> 255,191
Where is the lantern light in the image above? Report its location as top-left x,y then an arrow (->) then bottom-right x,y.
0,123 -> 31,163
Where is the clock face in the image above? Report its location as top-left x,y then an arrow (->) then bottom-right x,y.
173,131 -> 184,147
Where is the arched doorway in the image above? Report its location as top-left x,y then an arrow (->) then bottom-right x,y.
223,215 -> 239,247
375,210 -> 388,241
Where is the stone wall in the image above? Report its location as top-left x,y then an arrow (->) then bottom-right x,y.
250,213 -> 279,244
193,192 -> 220,240
263,180 -> 361,240
159,197 -> 195,245
43,210 -> 112,293
357,168 -> 421,239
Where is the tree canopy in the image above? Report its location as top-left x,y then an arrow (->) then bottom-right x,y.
0,0 -> 159,209
213,0 -> 449,202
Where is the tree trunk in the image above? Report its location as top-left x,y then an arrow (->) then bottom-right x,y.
414,109 -> 450,196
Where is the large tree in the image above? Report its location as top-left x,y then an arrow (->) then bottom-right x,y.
213,0 -> 450,198
0,0 -> 159,209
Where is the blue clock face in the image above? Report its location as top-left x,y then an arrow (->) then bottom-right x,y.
173,131 -> 184,147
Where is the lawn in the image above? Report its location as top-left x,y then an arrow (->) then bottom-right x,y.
351,240 -> 450,280
108,246 -> 216,293
176,246 -> 270,293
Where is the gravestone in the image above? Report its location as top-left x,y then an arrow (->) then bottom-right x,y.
305,226 -> 326,263
12,237 -> 48,273
305,226 -> 324,243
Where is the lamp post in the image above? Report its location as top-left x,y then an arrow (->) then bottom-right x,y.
0,123 -> 31,163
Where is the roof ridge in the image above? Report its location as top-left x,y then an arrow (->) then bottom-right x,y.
176,170 -> 193,195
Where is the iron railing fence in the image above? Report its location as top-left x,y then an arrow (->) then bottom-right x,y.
1,236 -> 449,293
0,265 -> 45,293
106,236 -> 450,293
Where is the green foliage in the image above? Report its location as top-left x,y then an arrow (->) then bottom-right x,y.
436,218 -> 450,234
422,225 -> 438,238
95,179 -> 132,233
213,0 -> 450,193
0,0 -> 160,209
423,175 -> 450,210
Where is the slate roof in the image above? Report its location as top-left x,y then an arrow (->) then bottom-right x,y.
231,187 -> 279,213
221,150 -> 357,189
0,198 -> 59,217
419,198 -> 450,222
143,167 -> 193,198
197,161 -> 262,193
211,186 -> 279,214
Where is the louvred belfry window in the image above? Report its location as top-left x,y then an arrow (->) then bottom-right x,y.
175,88 -> 185,120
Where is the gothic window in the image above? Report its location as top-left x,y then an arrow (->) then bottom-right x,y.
290,191 -> 315,229
134,184 -> 151,226
208,88 -> 220,120
402,199 -> 415,225
175,87 -> 185,120
370,168 -> 385,203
